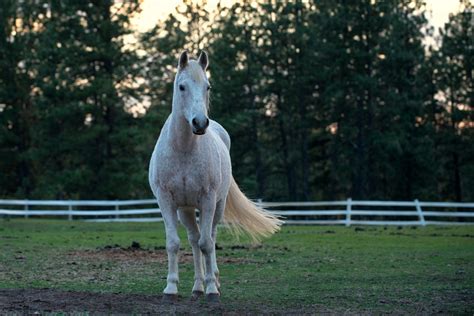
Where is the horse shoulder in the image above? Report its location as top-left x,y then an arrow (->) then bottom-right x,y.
209,120 -> 230,151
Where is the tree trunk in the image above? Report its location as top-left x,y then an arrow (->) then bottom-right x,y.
453,151 -> 462,202
244,25 -> 265,198
278,114 -> 296,200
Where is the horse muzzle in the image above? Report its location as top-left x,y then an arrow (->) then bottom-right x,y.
192,117 -> 209,135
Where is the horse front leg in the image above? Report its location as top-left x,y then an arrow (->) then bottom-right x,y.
159,198 -> 180,300
198,193 -> 220,302
178,208 -> 205,300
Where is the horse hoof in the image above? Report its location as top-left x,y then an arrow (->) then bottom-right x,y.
206,293 -> 220,304
162,293 -> 178,303
191,290 -> 204,301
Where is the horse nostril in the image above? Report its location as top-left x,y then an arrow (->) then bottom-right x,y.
192,118 -> 198,127
205,118 -> 209,128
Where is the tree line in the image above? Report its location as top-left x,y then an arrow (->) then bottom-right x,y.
0,0 -> 472,201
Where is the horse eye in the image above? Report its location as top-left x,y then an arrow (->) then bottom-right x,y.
179,84 -> 185,91
207,85 -> 211,91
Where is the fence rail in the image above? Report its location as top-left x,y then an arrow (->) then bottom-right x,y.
0,198 -> 473,226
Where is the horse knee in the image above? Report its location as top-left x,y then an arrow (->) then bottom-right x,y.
188,232 -> 200,246
166,237 -> 180,253
198,236 -> 213,255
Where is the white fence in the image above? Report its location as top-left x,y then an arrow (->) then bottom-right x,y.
0,198 -> 473,226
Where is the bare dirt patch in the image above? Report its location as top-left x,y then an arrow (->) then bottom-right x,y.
0,288 -> 225,314
0,288 -> 322,315
68,242 -> 259,265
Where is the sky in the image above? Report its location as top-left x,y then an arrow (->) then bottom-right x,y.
131,0 -> 464,34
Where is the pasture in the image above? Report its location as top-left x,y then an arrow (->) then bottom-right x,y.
0,219 -> 472,314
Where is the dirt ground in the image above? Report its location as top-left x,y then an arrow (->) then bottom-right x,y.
0,288 -> 326,315
0,288 -> 224,314
67,242 -> 259,265
1,223 -> 472,314
0,244 -> 315,314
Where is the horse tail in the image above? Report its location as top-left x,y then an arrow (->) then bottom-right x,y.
223,176 -> 283,242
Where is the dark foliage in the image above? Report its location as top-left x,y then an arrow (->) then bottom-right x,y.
0,0 -> 472,201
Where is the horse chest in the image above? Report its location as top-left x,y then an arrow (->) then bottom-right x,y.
156,154 -> 218,207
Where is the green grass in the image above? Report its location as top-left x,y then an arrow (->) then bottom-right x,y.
0,219 -> 473,313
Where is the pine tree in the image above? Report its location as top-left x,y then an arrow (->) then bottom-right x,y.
209,1 -> 268,198
433,1 -> 473,201
314,0 -> 432,200
0,1 -> 45,197
31,0 -> 145,199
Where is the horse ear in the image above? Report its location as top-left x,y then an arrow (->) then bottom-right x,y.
198,50 -> 208,70
178,50 -> 188,69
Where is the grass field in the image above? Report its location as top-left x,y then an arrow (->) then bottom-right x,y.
0,219 -> 473,314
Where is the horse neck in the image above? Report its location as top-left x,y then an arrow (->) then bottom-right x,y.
169,103 -> 197,152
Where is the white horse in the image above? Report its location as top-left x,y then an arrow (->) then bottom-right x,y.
149,51 -> 282,302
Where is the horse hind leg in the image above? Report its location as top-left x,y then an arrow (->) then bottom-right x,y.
211,199 -> 226,292
178,208 -> 205,300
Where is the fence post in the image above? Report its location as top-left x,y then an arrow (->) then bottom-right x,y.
115,201 -> 120,220
414,199 -> 425,226
24,200 -> 29,219
345,198 -> 352,227
68,201 -> 73,221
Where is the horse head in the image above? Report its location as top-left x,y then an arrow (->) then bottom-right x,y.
173,50 -> 210,135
